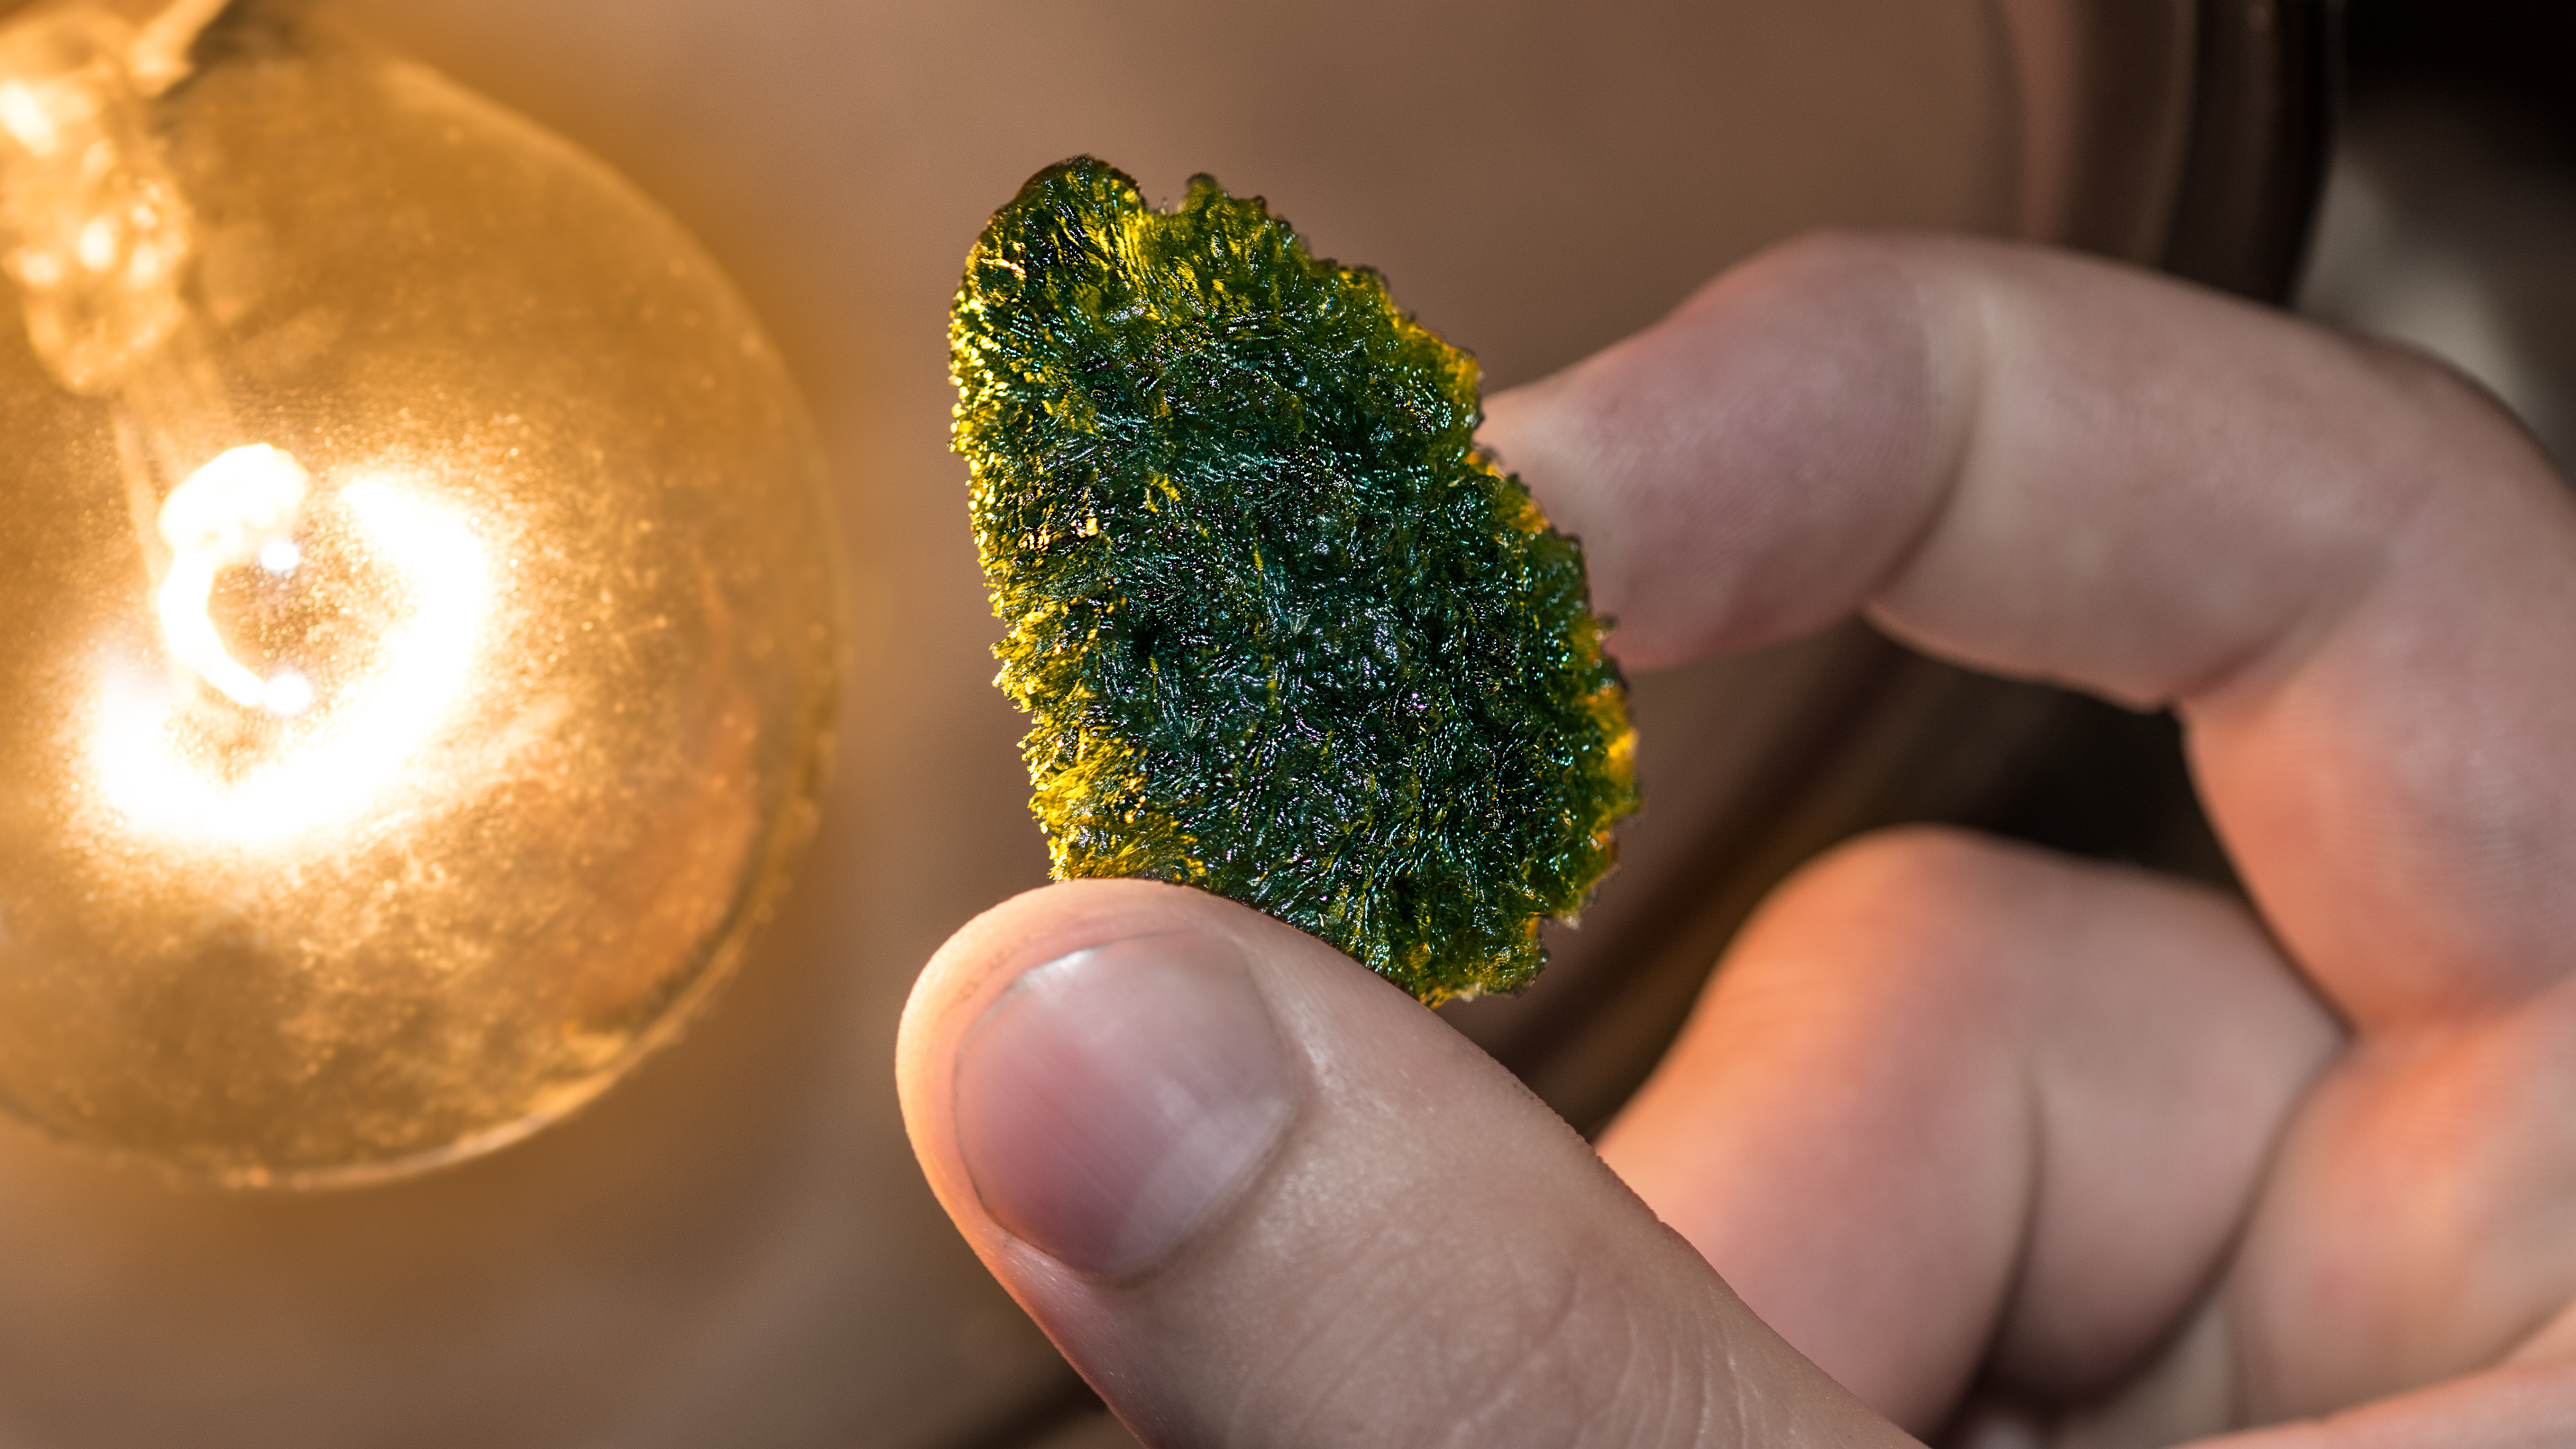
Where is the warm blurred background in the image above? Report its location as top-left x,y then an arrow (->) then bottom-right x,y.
0,1 -> 2562,1445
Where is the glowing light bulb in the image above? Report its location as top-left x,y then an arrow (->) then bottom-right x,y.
0,1 -> 839,1187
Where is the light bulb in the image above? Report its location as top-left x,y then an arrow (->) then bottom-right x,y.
0,0 -> 839,1187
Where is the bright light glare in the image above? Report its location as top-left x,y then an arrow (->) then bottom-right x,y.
0,78 -> 61,157
97,473 -> 491,846
262,670 -> 314,716
75,216 -> 116,272
155,443 -> 308,707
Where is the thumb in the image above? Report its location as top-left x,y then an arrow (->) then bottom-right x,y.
897,879 -> 1908,1447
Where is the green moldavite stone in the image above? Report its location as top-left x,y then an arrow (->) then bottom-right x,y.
950,157 -> 1638,1004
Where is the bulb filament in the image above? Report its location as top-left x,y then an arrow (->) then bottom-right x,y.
95,474 -> 493,846
3,6 -> 332,722
153,442 -> 312,712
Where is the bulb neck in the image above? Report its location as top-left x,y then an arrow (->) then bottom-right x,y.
0,4 -> 201,398
1,1 -> 294,709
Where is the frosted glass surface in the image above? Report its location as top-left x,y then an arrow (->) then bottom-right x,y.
0,5 -> 838,1185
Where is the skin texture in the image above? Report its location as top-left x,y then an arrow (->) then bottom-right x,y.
898,232 -> 2576,1446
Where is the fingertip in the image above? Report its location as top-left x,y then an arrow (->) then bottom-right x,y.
899,881 -> 1907,1448
1479,230 -> 1958,669
897,879 -> 1272,1248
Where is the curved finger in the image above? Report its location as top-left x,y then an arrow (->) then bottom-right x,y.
1482,232 -> 2576,1030
1599,828 -> 2340,1436
896,879 -> 1909,1448
2174,1355 -> 2576,1448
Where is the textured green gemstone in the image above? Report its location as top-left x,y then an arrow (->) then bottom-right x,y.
950,157 -> 1637,1004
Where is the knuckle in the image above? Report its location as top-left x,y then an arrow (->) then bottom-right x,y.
1781,824 -> 2024,925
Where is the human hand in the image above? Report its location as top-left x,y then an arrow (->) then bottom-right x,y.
897,232 -> 2576,1446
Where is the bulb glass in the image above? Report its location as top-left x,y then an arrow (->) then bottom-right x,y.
0,1 -> 839,1187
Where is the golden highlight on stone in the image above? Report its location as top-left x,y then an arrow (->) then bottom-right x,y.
0,1 -> 838,1187
954,159 -> 1637,1004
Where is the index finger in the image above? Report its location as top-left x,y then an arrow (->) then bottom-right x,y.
1481,232 -> 2576,1033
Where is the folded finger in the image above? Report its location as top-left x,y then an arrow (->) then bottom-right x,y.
1484,233 -> 2576,1030
1601,828 -> 2339,1435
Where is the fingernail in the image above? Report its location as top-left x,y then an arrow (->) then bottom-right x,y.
954,932 -> 1297,1276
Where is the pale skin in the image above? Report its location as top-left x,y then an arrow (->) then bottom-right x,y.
898,232 -> 2576,1445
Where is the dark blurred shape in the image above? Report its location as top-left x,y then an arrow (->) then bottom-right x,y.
1996,0 -> 2338,298
2163,0 -> 2340,297
1990,0 -> 2336,291
2303,0 -> 2576,465
2346,0 -> 2576,148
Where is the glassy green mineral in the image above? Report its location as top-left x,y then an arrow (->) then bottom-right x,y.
951,157 -> 1637,1004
